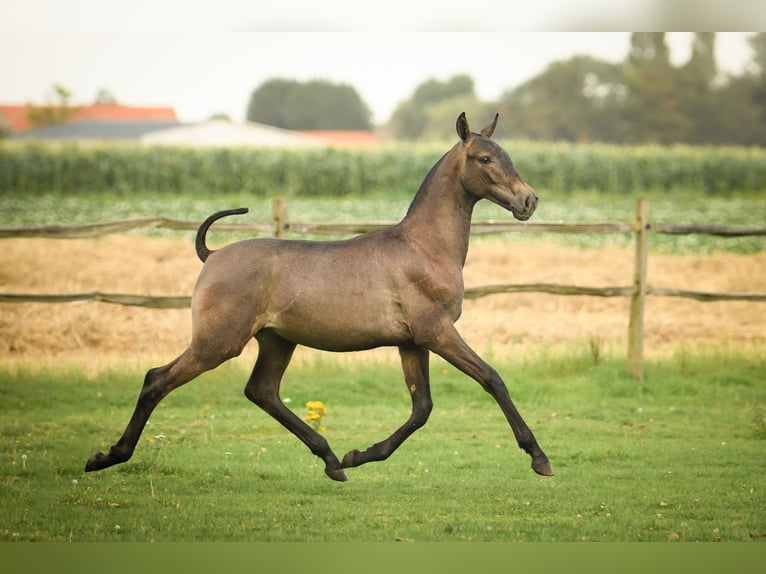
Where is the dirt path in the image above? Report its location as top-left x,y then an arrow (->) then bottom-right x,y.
1,235 -> 764,366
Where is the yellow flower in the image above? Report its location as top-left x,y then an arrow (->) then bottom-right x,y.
304,400 -> 327,432
306,400 -> 327,416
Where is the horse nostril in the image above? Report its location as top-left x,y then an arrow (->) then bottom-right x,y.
525,194 -> 537,211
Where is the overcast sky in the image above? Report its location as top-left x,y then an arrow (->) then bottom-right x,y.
1,2 -> 759,125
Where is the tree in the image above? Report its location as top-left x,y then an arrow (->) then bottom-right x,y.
246,78 -> 372,130
705,74 -> 763,145
387,74 -> 480,140
686,32 -> 717,84
94,88 -> 117,105
26,84 -> 79,128
411,74 -> 475,107
384,33 -> 764,146
680,33 -> 721,143
418,94 -> 497,141
246,78 -> 294,128
746,33 -> 766,144
690,33 -> 766,146
747,32 -> 766,74
621,32 -> 693,144
498,56 -> 627,142
628,32 -> 670,68
0,115 -> 10,139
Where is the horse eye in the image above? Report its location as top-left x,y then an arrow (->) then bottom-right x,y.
479,156 -> 492,165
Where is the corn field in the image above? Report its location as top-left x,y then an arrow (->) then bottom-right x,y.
1,139 -> 765,197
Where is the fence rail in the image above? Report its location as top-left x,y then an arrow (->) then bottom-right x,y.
6,285 -> 760,309
5,217 -> 765,240
1,198 -> 764,379
3,217 -> 765,240
0,217 -> 274,239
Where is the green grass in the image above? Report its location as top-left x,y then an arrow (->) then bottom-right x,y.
1,347 -> 764,542
1,190 -> 765,253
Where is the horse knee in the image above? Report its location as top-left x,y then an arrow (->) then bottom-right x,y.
480,367 -> 510,397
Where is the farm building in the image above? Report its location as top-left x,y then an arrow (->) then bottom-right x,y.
1,103 -> 179,138
139,120 -> 329,148
1,102 -> 379,148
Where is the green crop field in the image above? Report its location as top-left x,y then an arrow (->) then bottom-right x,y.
1,348 -> 764,542
2,140 -> 766,197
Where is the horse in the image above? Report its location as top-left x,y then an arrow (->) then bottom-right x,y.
85,112 -> 553,481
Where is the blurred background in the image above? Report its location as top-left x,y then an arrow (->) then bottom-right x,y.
2,1 -> 765,147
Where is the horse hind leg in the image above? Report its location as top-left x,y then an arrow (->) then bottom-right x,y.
86,284 -> 259,473
342,346 -> 433,469
85,347 -> 217,472
244,332 -> 347,482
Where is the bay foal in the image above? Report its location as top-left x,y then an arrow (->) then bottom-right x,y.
86,113 -> 552,481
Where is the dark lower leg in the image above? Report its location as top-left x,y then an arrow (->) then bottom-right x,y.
492,381 -> 552,476
85,350 -> 207,472
429,326 -> 553,476
246,334 -> 346,481
342,346 -> 432,468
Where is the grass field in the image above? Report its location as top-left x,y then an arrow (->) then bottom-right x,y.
1,188 -> 764,544
1,348 -> 764,542
1,190 -> 765,253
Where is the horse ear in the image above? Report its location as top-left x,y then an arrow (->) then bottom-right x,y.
480,113 -> 499,138
456,112 -> 471,142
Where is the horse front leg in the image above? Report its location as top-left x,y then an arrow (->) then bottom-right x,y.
342,345 -> 433,469
427,324 -> 553,476
245,332 -> 347,482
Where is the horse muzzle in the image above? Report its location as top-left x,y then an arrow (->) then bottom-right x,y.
510,185 -> 538,221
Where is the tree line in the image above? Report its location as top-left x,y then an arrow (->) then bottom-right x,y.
248,33 -> 766,146
494,33 -> 766,146
7,34 -> 764,147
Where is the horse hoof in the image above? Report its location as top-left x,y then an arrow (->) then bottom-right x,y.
532,459 -> 554,477
325,467 -> 348,482
85,452 -> 106,472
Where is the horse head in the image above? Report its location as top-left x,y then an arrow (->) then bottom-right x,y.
456,112 -> 538,222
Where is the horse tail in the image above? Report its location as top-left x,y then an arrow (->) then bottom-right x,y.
195,207 -> 249,262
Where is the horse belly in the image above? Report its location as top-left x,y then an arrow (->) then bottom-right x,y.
269,293 -> 409,352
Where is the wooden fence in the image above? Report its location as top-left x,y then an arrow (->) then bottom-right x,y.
1,198 -> 764,380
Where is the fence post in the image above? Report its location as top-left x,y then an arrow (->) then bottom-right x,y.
628,198 -> 650,380
272,197 -> 288,238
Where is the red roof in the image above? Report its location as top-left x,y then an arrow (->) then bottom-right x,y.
299,130 -> 380,147
73,104 -> 177,122
0,106 -> 33,132
0,103 -> 177,133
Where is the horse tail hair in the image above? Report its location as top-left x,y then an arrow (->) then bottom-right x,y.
195,207 -> 249,262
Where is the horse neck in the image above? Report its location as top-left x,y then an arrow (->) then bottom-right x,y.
401,148 -> 477,267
